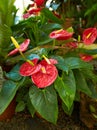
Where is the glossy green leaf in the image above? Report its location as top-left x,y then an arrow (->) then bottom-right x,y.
73,70 -> 92,96
29,85 -> 58,124
5,64 -> 22,81
54,71 -> 76,110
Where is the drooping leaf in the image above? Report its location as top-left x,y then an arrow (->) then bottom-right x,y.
29,85 -> 58,124
54,70 -> 76,110
73,69 -> 92,96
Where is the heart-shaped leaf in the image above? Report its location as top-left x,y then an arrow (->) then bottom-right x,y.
29,85 -> 58,124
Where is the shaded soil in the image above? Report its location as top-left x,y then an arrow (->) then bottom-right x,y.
0,104 -> 97,130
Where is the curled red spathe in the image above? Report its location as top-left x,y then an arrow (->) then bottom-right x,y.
31,63 -> 58,88
82,28 -> 97,45
8,39 -> 30,56
49,29 -> 73,40
19,58 -> 58,88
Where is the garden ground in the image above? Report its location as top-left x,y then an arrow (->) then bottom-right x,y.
0,102 -> 96,130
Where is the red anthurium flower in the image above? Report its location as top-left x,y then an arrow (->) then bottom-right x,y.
31,61 -> 58,88
34,0 -> 45,7
80,54 -> 93,62
49,29 -> 73,40
19,58 -> 41,76
82,27 -> 97,45
8,39 -> 30,56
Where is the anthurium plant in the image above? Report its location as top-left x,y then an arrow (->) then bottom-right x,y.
1,0 -> 97,124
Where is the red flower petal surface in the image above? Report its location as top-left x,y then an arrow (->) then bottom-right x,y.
19,59 -> 41,76
80,54 -> 93,62
34,0 -> 45,6
82,28 -> 97,45
8,39 -> 30,56
40,59 -> 58,65
31,64 -> 58,88
49,29 -> 73,40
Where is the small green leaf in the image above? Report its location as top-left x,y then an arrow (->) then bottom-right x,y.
29,85 -> 58,124
15,101 -> 26,112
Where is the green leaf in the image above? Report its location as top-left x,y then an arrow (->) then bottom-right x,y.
5,64 -> 22,81
73,70 -> 92,96
67,27 -> 74,33
0,66 -> 4,92
0,25 -> 12,48
42,8 -> 63,24
81,69 -> 97,82
81,48 -> 97,55
15,101 -> 26,112
54,71 -> 76,110
62,101 -> 74,116
0,80 -> 18,114
51,55 -> 69,72
87,81 -> 97,99
64,57 -> 93,70
29,85 -> 58,124
37,38 -> 53,45
27,97 -> 36,117
41,23 -> 62,32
